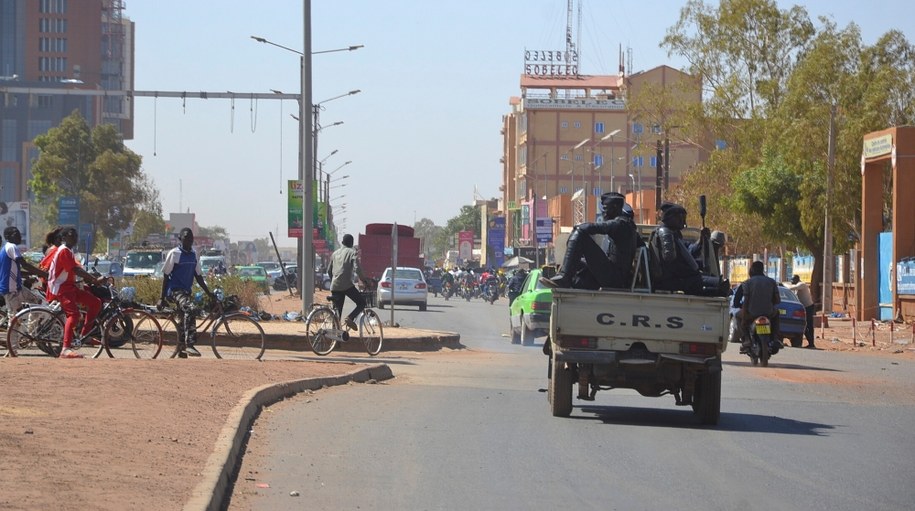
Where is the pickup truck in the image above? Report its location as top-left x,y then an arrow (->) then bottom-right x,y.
546,220 -> 730,425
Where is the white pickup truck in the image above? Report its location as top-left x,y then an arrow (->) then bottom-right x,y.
546,220 -> 730,425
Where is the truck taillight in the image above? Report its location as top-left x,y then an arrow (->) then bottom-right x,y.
531,301 -> 550,311
559,336 -> 597,349
679,343 -> 718,356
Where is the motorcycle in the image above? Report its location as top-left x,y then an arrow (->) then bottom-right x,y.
442,281 -> 454,300
482,277 -> 500,304
746,315 -> 780,367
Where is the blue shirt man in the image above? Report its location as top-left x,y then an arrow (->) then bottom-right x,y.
159,228 -> 214,357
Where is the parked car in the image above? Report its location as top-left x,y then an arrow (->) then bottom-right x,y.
508,268 -> 552,346
235,265 -> 272,294
377,267 -> 428,311
728,284 -> 807,347
90,259 -> 124,277
256,261 -> 283,281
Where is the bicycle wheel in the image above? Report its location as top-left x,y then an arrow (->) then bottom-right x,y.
211,313 -> 265,360
305,306 -> 338,356
6,307 -> 64,357
123,310 -> 164,359
359,308 -> 384,356
158,315 -> 182,358
97,311 -> 134,358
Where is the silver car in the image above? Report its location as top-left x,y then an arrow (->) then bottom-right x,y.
377,267 -> 428,311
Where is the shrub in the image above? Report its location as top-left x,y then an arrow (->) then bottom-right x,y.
115,275 -> 263,311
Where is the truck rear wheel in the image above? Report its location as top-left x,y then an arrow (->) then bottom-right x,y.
694,370 -> 721,425
550,358 -> 573,417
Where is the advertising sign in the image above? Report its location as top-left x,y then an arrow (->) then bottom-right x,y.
536,218 -> 553,244
58,197 -> 78,227
487,217 -> 506,268
2,202 -> 31,248
287,180 -> 303,238
458,231 -> 474,262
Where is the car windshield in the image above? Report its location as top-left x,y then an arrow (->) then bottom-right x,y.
239,268 -> 263,277
259,262 -> 281,271
387,268 -> 423,280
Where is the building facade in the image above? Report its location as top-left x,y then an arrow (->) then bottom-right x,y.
501,62 -> 704,260
0,0 -> 134,202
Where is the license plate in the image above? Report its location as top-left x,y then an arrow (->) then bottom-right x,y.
756,324 -> 771,334
778,308 -> 787,315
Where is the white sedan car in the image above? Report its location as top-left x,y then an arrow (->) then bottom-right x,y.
377,267 -> 428,311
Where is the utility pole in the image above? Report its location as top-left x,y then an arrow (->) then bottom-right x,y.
822,104 -> 836,313
655,139 -> 663,211
664,135 -> 670,192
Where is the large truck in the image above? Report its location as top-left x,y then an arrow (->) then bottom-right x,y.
358,223 -> 423,281
546,223 -> 730,425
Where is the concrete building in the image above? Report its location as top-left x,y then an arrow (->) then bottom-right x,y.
501,62 -> 705,262
0,0 -> 134,202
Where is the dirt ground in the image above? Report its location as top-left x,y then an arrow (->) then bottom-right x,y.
1,290 -> 913,510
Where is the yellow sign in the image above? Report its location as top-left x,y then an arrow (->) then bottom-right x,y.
863,134 -> 893,158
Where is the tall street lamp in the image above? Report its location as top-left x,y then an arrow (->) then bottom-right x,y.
250,28 -> 362,312
598,129 -> 621,193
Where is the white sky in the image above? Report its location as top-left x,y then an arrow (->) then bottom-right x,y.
122,0 -> 913,247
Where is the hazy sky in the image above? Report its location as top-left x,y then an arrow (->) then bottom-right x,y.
123,1 -> 913,247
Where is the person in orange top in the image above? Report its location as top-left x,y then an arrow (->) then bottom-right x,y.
47,227 -> 106,359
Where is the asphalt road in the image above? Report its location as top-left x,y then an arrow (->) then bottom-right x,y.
229,294 -> 915,511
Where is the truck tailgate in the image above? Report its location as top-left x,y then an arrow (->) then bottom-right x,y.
551,288 -> 729,345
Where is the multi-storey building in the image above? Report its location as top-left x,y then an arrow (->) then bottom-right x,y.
501,59 -> 704,260
0,0 -> 133,202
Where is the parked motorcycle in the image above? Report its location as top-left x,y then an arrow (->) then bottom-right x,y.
746,315 -> 780,367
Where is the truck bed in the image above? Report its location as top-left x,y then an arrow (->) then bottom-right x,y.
550,288 -> 729,352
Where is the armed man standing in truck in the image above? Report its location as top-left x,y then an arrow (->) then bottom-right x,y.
540,192 -> 641,290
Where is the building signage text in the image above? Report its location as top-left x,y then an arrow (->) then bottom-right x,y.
523,97 -> 626,111
524,49 -> 578,77
863,134 -> 893,159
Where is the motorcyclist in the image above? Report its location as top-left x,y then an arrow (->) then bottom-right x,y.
734,260 -> 780,353
507,268 -> 527,306
540,192 -> 641,290
648,202 -> 727,296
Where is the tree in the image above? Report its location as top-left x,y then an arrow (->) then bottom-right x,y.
30,110 -> 153,251
413,217 -> 446,260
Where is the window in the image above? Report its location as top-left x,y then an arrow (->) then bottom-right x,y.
559,186 -> 568,194
573,121 -> 581,129
37,95 -> 53,108
594,154 -> 603,167
595,122 -> 605,134
560,154 -> 569,161
574,154 -> 583,161
561,121 -> 568,129
39,18 -> 49,33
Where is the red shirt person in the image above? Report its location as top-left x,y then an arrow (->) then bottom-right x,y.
46,227 -> 106,359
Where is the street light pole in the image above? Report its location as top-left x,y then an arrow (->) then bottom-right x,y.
301,2 -> 314,312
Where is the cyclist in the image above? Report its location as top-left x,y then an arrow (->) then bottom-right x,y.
327,233 -> 367,331
158,228 -> 216,358
46,227 -> 107,359
0,226 -> 47,326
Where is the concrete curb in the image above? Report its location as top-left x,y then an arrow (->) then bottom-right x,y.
262,332 -> 463,352
183,363 -> 395,511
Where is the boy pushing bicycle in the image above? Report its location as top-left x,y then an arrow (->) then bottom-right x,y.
159,228 -> 215,358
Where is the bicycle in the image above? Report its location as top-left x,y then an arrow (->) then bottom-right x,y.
305,287 -> 384,356
153,291 -> 266,360
5,282 -> 165,359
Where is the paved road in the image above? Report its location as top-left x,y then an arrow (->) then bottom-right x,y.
229,294 -> 915,510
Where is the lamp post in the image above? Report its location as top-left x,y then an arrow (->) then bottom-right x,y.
599,129 -> 621,193
250,28 -> 362,312
627,173 -> 638,223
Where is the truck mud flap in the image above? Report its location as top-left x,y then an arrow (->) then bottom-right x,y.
555,350 -> 617,365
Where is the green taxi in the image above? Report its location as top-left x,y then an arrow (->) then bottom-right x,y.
508,268 -> 552,346
234,265 -> 271,294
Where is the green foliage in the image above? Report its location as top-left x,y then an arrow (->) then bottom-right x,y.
30,110 -> 158,251
413,217 -> 446,260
